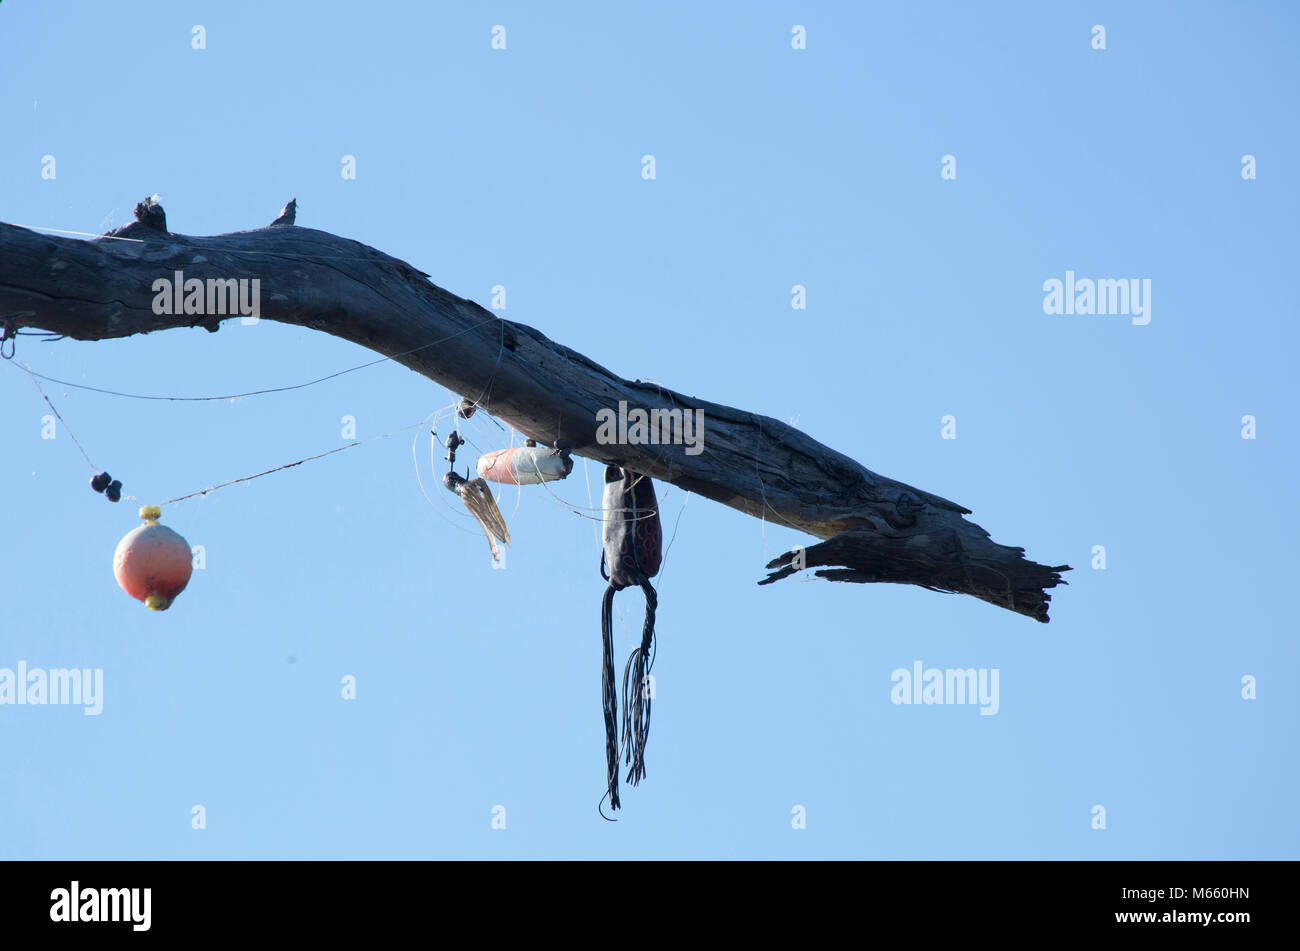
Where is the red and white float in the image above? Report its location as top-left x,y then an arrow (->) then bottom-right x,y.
113,506 -> 193,611
477,445 -> 573,486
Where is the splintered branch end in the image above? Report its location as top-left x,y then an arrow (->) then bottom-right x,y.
758,529 -> 1071,623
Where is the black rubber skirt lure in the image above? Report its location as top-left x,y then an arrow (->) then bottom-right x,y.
599,466 -> 662,811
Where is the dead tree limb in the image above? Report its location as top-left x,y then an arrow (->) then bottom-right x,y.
0,199 -> 1069,620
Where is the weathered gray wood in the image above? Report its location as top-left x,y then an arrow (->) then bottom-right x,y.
0,199 -> 1069,620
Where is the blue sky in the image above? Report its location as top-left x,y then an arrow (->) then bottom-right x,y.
0,1 -> 1295,859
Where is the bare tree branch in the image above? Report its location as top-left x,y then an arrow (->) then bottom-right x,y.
0,199 -> 1069,620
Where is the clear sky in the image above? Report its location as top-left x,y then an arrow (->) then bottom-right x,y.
1,1 -> 1295,859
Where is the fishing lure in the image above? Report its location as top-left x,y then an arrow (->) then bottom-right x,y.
441,430 -> 510,561
599,466 -> 663,811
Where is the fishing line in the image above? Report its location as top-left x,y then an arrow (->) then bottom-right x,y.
12,358 -> 98,471
458,316 -> 509,428
160,417 -> 432,507
8,225 -> 144,243
8,229 -> 689,562
412,406 -> 481,537
7,351 -> 434,510
12,316 -> 500,403
655,490 -> 690,595
530,461 -> 666,523
752,416 -> 804,559
7,217 -> 512,405
583,458 -> 600,547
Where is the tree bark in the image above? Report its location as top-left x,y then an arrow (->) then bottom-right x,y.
0,199 -> 1069,621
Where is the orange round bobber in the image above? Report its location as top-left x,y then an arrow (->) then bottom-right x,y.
113,506 -> 193,610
